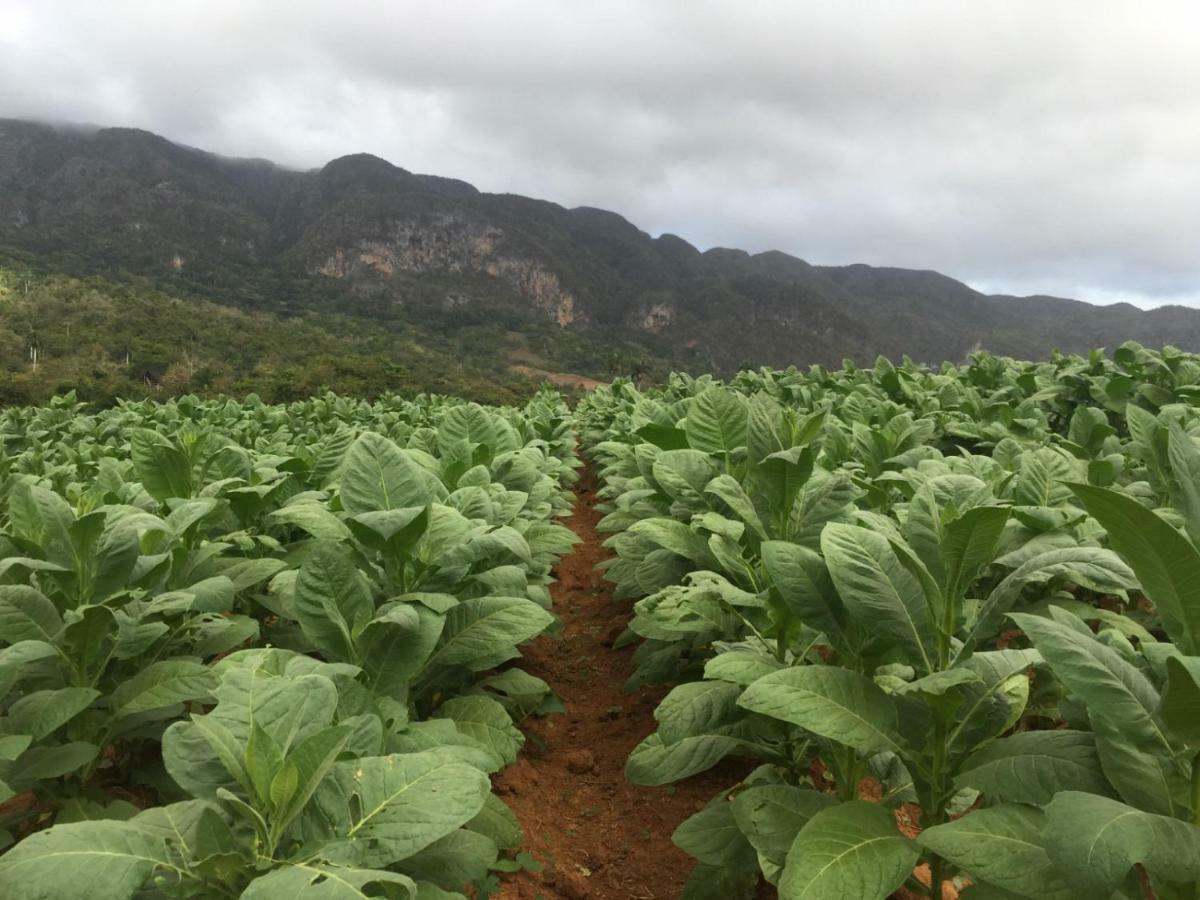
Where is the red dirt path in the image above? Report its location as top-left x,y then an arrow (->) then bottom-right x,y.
495,467 -> 757,900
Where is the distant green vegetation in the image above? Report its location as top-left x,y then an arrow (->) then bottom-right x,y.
0,264 -> 627,407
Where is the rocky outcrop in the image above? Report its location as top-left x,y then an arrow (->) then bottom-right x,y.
312,214 -> 583,327
637,301 -> 674,333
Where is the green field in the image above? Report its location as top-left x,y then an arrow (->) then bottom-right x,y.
2,343 -> 1200,899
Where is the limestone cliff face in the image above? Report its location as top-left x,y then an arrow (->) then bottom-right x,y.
312,214 -> 583,328
636,301 -> 674,333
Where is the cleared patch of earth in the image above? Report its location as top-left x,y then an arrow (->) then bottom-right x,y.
510,365 -> 606,392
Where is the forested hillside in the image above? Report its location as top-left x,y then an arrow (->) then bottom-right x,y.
4,118 -> 1200,402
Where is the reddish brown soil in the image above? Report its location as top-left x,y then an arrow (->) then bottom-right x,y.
511,365 -> 607,392
495,467 -> 758,900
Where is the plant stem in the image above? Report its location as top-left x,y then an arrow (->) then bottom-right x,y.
834,745 -> 860,802
926,718 -> 950,900
938,588 -> 956,671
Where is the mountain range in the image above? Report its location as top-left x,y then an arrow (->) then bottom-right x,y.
2,117 -> 1198,403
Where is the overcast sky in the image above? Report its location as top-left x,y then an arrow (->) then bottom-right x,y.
2,1 -> 1198,307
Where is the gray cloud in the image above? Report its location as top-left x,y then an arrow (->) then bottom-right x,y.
2,0 -> 1198,306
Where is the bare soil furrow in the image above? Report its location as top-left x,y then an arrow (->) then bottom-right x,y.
496,466 -> 747,900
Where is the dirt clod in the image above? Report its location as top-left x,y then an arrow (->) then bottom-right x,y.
565,750 -> 596,774
558,871 -> 591,899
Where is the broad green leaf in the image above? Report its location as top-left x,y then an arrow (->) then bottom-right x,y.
464,793 -> 522,851
386,721 -> 498,774
747,391 -> 788,467
637,423 -> 690,451
474,667 -> 556,718
705,475 -> 767,540
0,821 -> 172,899
918,805 -> 1073,900
426,597 -> 551,669
967,546 -> 1135,648
761,540 -> 845,641
651,450 -> 720,504
685,387 -> 748,456
242,864 -> 416,900
161,498 -> 221,542
6,741 -> 98,784
109,660 -> 217,720
703,648 -> 784,686
131,429 -> 192,502
0,640 -> 59,673
325,751 -> 490,868
822,523 -> 935,672
220,557 -> 289,593
1162,655 -> 1200,747
673,799 -> 756,868
756,446 -> 816,530
949,649 -> 1041,753
396,828 -> 497,888
1168,419 -> 1200,546
268,503 -> 353,542
655,681 -> 742,744
1043,791 -> 1200,896
787,470 -> 857,549
0,586 -> 62,644
245,722 -> 285,808
274,725 -> 352,833
213,669 -> 339,751
7,688 -> 99,740
435,696 -> 523,768
729,785 -> 834,870
941,506 -> 1010,601
184,714 -> 253,797
893,667 -> 980,699
127,798 -> 218,845
360,605 -> 444,697
1010,611 -> 1173,753
738,666 -> 904,755
955,730 -> 1110,806
1014,453 -> 1054,507
903,482 -> 948,584
55,797 -> 139,824
165,669 -> 339,798
1090,712 -> 1188,818
779,800 -> 919,900
19,484 -> 77,569
340,432 -> 442,515
348,508 -> 429,555
1068,405 -> 1114,454
628,518 -> 715,564
293,541 -> 375,661
0,735 -> 32,760
1070,482 -> 1200,654
625,733 -> 740,785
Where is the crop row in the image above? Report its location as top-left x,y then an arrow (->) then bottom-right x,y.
577,343 -> 1200,899
0,388 -> 580,898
